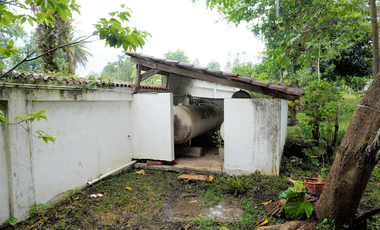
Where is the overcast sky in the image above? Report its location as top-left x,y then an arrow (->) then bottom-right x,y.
72,0 -> 264,77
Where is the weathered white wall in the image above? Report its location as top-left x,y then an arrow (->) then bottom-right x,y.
224,99 -> 288,176
0,86 -> 134,225
31,101 -> 132,205
130,93 -> 174,161
0,101 -> 10,225
168,74 -> 238,105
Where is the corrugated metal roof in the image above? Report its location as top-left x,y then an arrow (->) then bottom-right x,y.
125,51 -> 304,100
0,69 -> 168,90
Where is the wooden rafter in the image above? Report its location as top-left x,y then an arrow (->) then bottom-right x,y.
140,68 -> 162,81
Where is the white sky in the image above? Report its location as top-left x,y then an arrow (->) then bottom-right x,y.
71,0 -> 264,77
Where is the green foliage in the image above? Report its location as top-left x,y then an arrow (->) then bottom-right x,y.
15,110 -> 47,122
100,55 -> 135,82
1,109 -> 56,143
36,130 -> 57,143
8,217 -> 17,227
0,39 -> 21,58
212,130 -> 224,148
206,60 -> 221,70
279,180 -> 313,219
283,192 -> 313,219
0,110 -> 11,126
225,175 -> 248,196
197,0 -> 369,87
232,62 -> 255,77
93,5 -> 151,51
164,49 -> 190,63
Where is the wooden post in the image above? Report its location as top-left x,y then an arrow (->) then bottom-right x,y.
134,64 -> 141,93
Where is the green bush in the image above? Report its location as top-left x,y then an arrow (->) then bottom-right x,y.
226,175 -> 249,196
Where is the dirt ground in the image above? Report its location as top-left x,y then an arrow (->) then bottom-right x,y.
1,154 -> 379,230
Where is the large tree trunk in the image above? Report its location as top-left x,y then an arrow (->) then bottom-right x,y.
315,75 -> 380,227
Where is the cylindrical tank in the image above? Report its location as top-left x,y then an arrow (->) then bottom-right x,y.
174,104 -> 223,144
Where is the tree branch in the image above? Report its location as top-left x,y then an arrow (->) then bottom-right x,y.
0,120 -> 39,138
356,207 -> 380,222
1,35 -> 94,78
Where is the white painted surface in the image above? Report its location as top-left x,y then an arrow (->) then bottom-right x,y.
0,86 -> 135,225
224,99 -> 287,176
168,74 -> 238,105
131,93 -> 174,161
31,101 -> 132,205
0,115 -> 10,225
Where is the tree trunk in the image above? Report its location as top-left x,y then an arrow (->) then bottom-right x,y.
315,75 -> 380,227
317,38 -> 321,81
280,68 -> 284,85
370,0 -> 380,78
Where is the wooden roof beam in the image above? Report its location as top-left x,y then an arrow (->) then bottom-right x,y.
140,68 -> 162,81
130,56 -> 300,101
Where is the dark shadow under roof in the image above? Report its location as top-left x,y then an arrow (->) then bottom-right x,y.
125,51 -> 304,101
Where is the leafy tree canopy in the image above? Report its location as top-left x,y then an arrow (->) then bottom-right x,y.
1,1 -> 151,76
164,49 -> 190,63
206,60 -> 221,70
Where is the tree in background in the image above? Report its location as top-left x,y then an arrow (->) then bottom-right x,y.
226,52 -> 232,67
64,34 -> 93,75
196,0 -> 380,228
1,1 -> 151,78
31,3 -> 72,72
232,62 -> 255,77
233,52 -> 240,66
206,60 -> 221,70
192,58 -> 200,66
100,55 -> 135,82
164,49 -> 190,63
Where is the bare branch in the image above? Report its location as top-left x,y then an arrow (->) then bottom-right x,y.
355,207 -> 380,222
1,35 -> 94,78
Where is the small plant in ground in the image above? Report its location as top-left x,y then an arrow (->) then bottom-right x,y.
30,202 -> 52,218
226,175 -> 249,196
8,217 -> 17,227
278,180 -> 313,220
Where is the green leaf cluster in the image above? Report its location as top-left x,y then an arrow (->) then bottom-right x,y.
93,5 -> 151,51
279,180 -> 313,219
226,175 -> 249,196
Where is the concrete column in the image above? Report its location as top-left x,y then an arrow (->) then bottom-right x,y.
7,89 -> 35,221
224,98 -> 287,176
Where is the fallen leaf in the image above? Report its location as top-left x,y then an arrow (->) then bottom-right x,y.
219,227 -> 229,230
136,170 -> 146,175
261,200 -> 272,205
256,219 -> 268,227
183,222 -> 193,229
207,175 -> 214,182
125,187 -> 132,190
190,200 -> 197,203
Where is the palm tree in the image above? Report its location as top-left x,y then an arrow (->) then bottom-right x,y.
64,34 -> 93,75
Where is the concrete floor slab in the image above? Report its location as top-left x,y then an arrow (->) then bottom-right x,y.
135,147 -> 224,175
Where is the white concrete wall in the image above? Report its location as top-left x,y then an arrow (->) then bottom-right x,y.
224,99 -> 288,176
0,102 -> 10,225
131,93 -> 174,161
0,86 -> 134,225
168,74 -> 238,105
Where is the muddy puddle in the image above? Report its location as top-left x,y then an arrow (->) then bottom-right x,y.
161,191 -> 244,222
